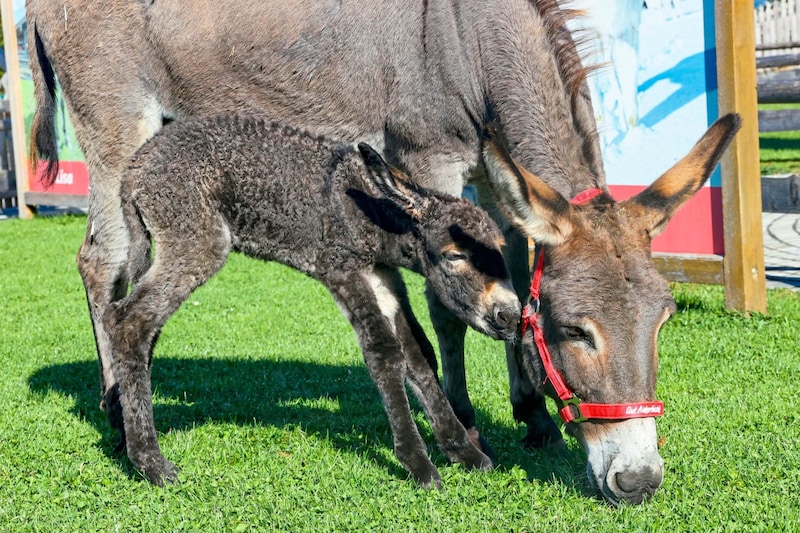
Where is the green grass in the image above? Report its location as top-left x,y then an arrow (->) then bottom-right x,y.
759,103 -> 800,175
1,215 -> 799,532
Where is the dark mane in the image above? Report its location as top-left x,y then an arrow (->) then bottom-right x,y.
532,0 -> 594,105
531,0 -> 605,179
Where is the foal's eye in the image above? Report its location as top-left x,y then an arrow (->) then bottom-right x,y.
443,250 -> 468,262
562,326 -> 595,349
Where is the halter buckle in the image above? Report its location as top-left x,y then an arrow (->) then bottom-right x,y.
560,395 -> 587,424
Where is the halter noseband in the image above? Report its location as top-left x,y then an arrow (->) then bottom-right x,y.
521,188 -> 665,424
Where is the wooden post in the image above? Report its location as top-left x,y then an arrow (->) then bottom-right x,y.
1,0 -> 34,218
715,0 -> 767,313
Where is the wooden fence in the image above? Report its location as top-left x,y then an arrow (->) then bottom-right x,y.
755,0 -> 800,56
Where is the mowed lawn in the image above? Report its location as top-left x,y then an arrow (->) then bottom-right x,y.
1,215 -> 799,532
759,103 -> 800,175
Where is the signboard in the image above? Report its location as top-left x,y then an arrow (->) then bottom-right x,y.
2,0 -> 89,208
575,0 -> 723,254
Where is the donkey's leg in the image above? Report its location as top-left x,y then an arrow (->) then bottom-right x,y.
388,271 -> 491,471
70,98 -> 164,440
327,267 -> 440,488
503,229 -> 564,449
104,223 -> 231,485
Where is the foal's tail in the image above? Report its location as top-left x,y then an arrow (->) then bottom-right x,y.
28,23 -> 60,188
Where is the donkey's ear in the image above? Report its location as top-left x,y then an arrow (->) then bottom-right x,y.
358,142 -> 428,218
622,113 -> 742,238
482,125 -> 573,245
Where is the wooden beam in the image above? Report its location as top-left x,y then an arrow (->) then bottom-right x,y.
652,254 -> 724,285
761,175 -> 800,213
758,109 -> 800,132
23,192 -> 89,210
756,41 -> 800,51
756,53 -> 800,69
715,0 -> 767,313
757,80 -> 800,104
1,0 -> 34,218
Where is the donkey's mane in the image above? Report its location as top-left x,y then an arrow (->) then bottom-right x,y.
531,0 -> 597,106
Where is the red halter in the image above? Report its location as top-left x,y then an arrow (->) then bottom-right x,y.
522,188 -> 665,424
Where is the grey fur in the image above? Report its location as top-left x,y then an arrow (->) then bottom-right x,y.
106,115 -> 519,487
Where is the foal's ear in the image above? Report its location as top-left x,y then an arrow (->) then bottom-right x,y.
358,143 -> 428,218
622,113 -> 742,238
482,125 -> 573,245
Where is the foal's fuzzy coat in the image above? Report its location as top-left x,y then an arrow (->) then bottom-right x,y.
105,115 -> 520,487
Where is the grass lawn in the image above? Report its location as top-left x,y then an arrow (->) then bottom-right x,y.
759,103 -> 800,175
1,215 -> 799,532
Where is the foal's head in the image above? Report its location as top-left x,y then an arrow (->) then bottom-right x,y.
358,143 -> 520,341
482,114 -> 741,505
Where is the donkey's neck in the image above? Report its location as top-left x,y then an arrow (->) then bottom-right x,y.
473,0 -> 605,198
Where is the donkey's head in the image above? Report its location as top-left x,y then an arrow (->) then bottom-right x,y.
482,114 -> 741,505
358,143 -> 520,341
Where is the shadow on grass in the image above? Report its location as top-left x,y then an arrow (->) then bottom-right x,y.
27,356 -> 587,494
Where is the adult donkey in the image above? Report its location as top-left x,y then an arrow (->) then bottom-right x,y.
28,0 -> 739,504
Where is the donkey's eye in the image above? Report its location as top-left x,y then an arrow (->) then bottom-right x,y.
562,326 -> 595,349
443,250 -> 468,262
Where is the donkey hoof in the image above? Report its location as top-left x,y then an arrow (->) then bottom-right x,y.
463,449 -> 493,472
521,431 -> 566,450
139,457 -> 180,487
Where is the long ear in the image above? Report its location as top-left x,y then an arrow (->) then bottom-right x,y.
482,125 -> 573,245
358,143 -> 429,219
622,113 -> 742,237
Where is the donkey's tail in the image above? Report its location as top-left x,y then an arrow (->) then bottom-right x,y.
28,23 -> 60,188
121,185 -> 152,286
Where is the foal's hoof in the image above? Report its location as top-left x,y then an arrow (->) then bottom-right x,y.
410,462 -> 442,490
138,456 -> 180,487
467,426 -> 497,463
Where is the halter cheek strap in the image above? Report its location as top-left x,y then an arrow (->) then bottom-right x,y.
522,188 -> 665,424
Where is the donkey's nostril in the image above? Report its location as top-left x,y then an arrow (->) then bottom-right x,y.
613,468 -> 661,505
493,306 -> 519,330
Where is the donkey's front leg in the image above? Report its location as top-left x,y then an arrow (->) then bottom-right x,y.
504,229 -> 564,449
328,268 -> 440,488
104,291 -> 178,486
425,285 -> 495,458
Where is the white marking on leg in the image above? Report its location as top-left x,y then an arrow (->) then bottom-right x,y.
363,270 -> 400,335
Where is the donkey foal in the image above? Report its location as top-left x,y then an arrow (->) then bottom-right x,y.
105,115 -> 519,487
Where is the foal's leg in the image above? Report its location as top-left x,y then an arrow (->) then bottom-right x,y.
425,286 -> 493,455
389,272 -> 492,471
104,222 -> 231,485
327,267 -> 440,488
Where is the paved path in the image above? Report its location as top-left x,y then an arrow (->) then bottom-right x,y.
763,212 -> 800,290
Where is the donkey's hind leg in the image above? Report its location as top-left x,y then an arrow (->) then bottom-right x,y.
72,110 -> 164,443
104,224 -> 231,485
